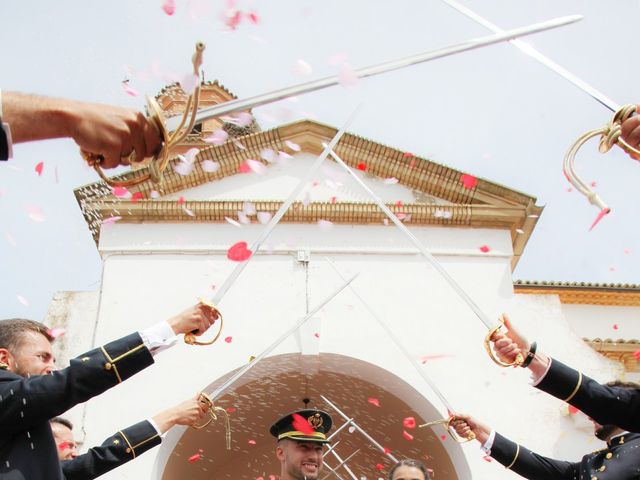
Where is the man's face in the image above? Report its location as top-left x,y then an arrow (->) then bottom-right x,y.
50,422 -> 78,460
1,331 -> 55,377
589,418 -> 618,442
277,440 -> 324,480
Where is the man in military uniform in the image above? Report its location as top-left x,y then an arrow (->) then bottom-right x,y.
50,393 -> 208,479
0,303 -> 218,480
491,315 -> 640,433
270,409 -> 333,480
451,409 -> 640,479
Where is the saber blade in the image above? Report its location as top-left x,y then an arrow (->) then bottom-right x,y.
325,145 -> 495,330
439,0 -> 618,112
165,15 -> 582,132
207,273 -> 359,400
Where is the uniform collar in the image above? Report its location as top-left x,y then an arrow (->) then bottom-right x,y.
608,431 -> 632,447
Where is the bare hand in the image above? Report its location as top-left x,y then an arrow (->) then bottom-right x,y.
68,101 -> 161,169
490,314 -> 528,364
621,106 -> 640,160
167,303 -> 220,336
450,414 -> 490,444
152,393 -> 210,433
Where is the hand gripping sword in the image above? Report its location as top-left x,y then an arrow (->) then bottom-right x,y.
436,0 -> 638,221
324,144 -> 519,368
88,15 -> 582,187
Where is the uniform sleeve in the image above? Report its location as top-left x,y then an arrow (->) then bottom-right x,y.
0,333 -> 154,436
490,432 -> 578,480
535,358 -> 640,433
61,420 -> 161,480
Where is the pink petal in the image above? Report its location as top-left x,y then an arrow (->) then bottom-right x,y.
440,434 -> 446,441
233,140 -> 247,150
188,453 -> 202,463
403,152 -> 414,158
419,353 -> 453,364
376,464 -> 384,471
245,159 -> 267,175
183,207 -> 195,217
338,63 -> 359,87
402,430 -> 414,441
150,190 -> 160,199
101,216 -> 122,226
162,0 -> 176,15
328,52 -> 348,66
460,173 -> 478,189
222,112 -> 253,128
201,160 -> 220,173
35,161 -> 44,176
292,413 -> 315,435
177,196 -> 186,205
302,191 -> 311,207
613,324 -> 619,330
248,439 -> 257,445
246,11 -> 259,24
184,148 -> 200,163
568,404 -> 579,415
261,149 -> 277,163
112,186 -> 130,198
479,245 -> 490,253
257,212 -> 272,224
242,202 -> 256,216
227,241 -> 253,262
47,328 -> 66,339
26,205 -> 45,222
317,219 -> 333,231
589,208 -> 610,231
17,295 -> 29,307
180,73 -> 199,95
285,140 -> 301,152
293,59 -> 313,75
224,336 -> 233,343
403,417 -> 416,429
237,212 -> 250,224
204,129 -> 229,146
121,82 -> 139,97
383,177 -> 399,185
5,232 -> 16,247
367,397 -> 380,407
633,350 -> 640,360
174,161 -> 194,176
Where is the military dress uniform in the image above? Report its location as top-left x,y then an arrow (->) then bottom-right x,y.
535,358 -> 640,434
60,420 -> 161,480
0,333 -> 155,480
490,431 -> 640,480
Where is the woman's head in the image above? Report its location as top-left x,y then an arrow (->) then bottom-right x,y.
388,459 -> 430,480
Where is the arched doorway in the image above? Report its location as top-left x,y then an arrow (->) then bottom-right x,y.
155,353 -> 471,479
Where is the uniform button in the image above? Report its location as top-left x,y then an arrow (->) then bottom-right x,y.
592,476 -> 598,480
599,465 -> 606,472
104,362 -> 112,370
605,453 -> 612,459
81,357 -> 90,362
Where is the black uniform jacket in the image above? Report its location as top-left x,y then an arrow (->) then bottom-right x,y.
535,358 -> 640,433
0,333 -> 154,480
490,431 -> 640,479
61,420 -> 161,480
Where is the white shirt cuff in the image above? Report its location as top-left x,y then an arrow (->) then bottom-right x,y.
481,430 -> 496,454
531,357 -> 553,386
147,417 -> 163,436
139,321 -> 177,356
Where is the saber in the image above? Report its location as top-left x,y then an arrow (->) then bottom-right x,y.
94,15 -> 582,187
436,0 -> 638,222
182,107 -> 360,346
321,449 -> 361,480
325,259 -> 473,443
205,273 -> 358,401
325,145 -> 518,368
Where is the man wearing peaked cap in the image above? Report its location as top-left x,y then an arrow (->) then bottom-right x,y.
270,409 -> 332,480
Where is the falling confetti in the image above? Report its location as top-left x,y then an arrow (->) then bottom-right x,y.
5,232 -> 17,247
317,219 -> 334,231
292,413 -> 315,435
225,217 -> 243,228
131,192 -> 144,203
313,332 -> 320,339
223,112 -> 254,128
402,431 -> 414,441
589,208 -> 610,231
47,328 -> 66,339
188,453 -> 202,463
367,397 -> 380,407
162,0 -> 176,15
261,149 -> 277,163
241,159 -> 267,175
419,353 -> 452,364
112,186 -> 130,198
177,196 -> 186,205
293,59 -> 313,76
26,205 -> 45,222
17,295 -> 29,307
633,350 -> 640,360
224,336 -> 233,343
227,241 -> 253,262
356,163 -> 367,171
460,173 -> 478,189
202,160 -> 221,173
383,177 -> 399,185
613,324 -> 619,330
568,405 -> 579,415
338,64 -> 359,87
248,439 -> 257,445
376,464 -> 384,471
383,447 -> 391,455
180,73 -> 199,95
403,152 -> 414,158
479,245 -> 490,253
403,417 -> 416,429
204,130 -> 229,146
121,82 -> 139,97
246,11 -> 259,24
35,162 -> 44,176
440,434 -> 446,441
257,212 -> 272,224
285,140 -> 301,152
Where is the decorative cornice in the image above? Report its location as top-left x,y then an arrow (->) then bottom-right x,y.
513,281 -> 640,306
584,338 -> 640,372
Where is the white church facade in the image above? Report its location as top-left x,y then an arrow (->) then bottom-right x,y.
45,83 -> 640,479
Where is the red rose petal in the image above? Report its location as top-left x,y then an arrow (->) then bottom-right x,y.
47,328 -> 66,339
177,196 -> 185,205
35,162 -> 44,176
479,245 -> 490,253
402,430 -> 414,441
403,152 -> 413,158
227,241 -> 253,262
440,434 -> 446,441
246,11 -> 259,24
613,324 -> 619,330
383,447 -> 391,455
367,397 -> 380,407
483,455 -> 493,462
633,350 -> 640,361
376,463 -> 384,471
460,173 -> 478,189
131,192 -> 144,203
162,0 -> 176,15
188,453 -> 202,463
589,208 -> 610,231
224,336 -> 233,343
356,162 -> 367,171
226,407 -> 237,414
248,439 -> 257,445
568,405 -> 579,415
292,413 -> 315,435
403,417 -> 416,429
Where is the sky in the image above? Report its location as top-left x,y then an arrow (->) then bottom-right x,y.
1,0 -> 639,320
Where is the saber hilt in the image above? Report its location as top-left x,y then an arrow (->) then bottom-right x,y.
564,104 -> 639,215
483,315 -> 524,367
192,392 -> 232,450
418,416 -> 475,443
183,298 -> 224,346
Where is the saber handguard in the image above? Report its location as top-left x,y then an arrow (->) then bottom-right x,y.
191,393 -> 232,450
563,104 -> 640,213
484,316 -> 524,368
184,298 -> 224,346
418,417 -> 475,444
87,42 -> 206,188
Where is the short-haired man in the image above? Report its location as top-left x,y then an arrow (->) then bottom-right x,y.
0,303 -> 218,480
270,409 -> 333,480
451,385 -> 640,479
49,394 -> 208,479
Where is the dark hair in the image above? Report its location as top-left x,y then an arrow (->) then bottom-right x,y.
606,380 -> 640,390
50,417 -> 74,430
388,459 -> 430,480
0,319 -> 53,352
